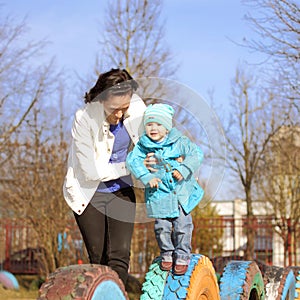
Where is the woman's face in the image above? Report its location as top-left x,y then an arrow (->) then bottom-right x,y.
102,93 -> 131,125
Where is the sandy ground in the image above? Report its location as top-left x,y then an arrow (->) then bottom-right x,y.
0,285 -> 38,300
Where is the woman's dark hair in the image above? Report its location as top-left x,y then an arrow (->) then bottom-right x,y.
84,68 -> 138,103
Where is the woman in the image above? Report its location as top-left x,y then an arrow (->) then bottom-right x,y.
63,68 -> 145,285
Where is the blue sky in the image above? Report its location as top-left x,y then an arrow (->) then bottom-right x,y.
1,0 -> 259,106
1,0 -> 261,199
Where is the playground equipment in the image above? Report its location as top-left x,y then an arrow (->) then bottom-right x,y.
140,255 -> 219,299
38,254 -> 300,299
38,264 -> 128,300
0,270 -> 19,290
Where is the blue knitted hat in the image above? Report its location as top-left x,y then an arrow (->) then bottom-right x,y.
143,103 -> 175,131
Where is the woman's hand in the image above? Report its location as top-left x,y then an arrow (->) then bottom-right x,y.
144,152 -> 158,172
148,177 -> 161,188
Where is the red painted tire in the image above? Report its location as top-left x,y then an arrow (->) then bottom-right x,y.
38,264 -> 129,300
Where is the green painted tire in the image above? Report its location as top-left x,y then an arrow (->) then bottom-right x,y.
140,257 -> 168,300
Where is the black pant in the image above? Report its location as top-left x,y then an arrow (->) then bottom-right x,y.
74,187 -> 136,285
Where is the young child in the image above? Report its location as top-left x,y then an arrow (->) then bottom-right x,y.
126,103 -> 204,275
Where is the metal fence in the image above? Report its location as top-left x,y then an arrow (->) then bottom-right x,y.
1,216 -> 299,277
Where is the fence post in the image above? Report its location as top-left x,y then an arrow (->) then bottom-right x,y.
5,220 -> 12,261
287,218 -> 292,266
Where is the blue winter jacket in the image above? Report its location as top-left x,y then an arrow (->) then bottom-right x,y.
126,128 -> 204,218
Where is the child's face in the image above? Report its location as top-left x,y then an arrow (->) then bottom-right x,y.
145,122 -> 168,142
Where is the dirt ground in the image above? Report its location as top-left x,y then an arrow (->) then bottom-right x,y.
0,284 -> 38,300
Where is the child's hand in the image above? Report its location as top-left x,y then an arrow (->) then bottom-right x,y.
149,177 -> 162,188
175,155 -> 185,163
172,170 -> 183,181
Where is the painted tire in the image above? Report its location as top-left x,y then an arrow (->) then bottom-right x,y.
141,254 -> 220,300
140,257 -> 169,300
263,265 -> 282,299
38,264 -> 128,300
0,270 -> 19,290
294,268 -> 300,300
219,260 -> 265,300
185,255 -> 220,300
278,268 -> 295,300
264,266 -> 295,300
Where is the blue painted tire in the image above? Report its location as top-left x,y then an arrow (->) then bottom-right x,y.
279,268 -> 295,300
38,264 -> 128,300
141,254 -> 220,299
219,260 -> 265,300
0,270 -> 19,290
294,269 -> 300,300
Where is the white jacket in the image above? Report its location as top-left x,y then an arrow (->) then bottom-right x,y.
63,94 -> 146,215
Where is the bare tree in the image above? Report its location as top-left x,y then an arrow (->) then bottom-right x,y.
0,9 -> 77,274
255,125 -> 300,265
223,67 -> 287,259
96,0 -> 178,79
0,12 -> 55,169
243,0 -> 300,109
1,103 -> 73,274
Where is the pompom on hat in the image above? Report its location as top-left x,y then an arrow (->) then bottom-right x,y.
143,103 -> 175,131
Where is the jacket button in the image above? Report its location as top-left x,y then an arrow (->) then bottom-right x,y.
173,191 -> 176,194
82,204 -> 85,207
78,210 -> 81,213
169,179 -> 172,183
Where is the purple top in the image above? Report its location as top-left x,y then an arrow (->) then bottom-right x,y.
96,120 -> 133,193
